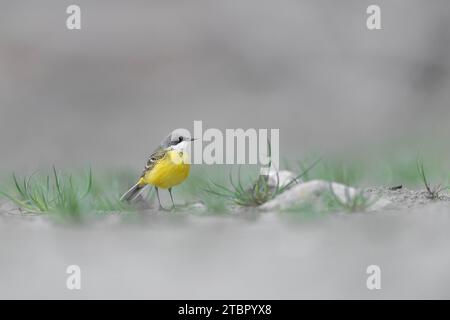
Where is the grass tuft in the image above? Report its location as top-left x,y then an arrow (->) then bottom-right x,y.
0,167 -> 132,217
417,158 -> 448,199
204,158 -> 321,207
324,183 -> 378,213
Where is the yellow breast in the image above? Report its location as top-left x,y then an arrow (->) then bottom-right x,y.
141,150 -> 191,189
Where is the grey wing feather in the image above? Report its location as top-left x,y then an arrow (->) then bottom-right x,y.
120,148 -> 168,202
140,148 -> 167,177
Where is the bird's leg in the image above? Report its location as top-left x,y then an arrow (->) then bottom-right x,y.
168,188 -> 175,210
155,187 -> 165,210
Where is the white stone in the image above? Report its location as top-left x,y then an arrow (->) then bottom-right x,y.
266,170 -> 301,189
261,179 -> 390,211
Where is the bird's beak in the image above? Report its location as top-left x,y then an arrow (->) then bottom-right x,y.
190,138 -> 198,141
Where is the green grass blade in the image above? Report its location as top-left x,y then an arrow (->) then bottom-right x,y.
12,173 -> 27,199
80,167 -> 93,199
0,190 -> 32,210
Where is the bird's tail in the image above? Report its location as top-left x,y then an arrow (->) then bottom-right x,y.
120,182 -> 145,202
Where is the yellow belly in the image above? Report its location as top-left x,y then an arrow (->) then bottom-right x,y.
140,150 -> 190,189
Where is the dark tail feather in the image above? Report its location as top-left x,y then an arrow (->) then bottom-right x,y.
120,182 -> 145,202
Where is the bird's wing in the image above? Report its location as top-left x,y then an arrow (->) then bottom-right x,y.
140,147 -> 167,177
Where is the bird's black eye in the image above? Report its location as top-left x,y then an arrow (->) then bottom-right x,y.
178,137 -> 183,142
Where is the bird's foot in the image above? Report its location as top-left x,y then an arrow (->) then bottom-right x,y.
158,205 -> 170,211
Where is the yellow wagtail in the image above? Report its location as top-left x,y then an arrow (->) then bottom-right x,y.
120,132 -> 196,209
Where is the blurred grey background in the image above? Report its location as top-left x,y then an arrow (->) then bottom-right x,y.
1,0 -> 450,300
1,0 -> 450,170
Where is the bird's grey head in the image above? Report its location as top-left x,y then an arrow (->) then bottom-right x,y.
160,132 -> 195,149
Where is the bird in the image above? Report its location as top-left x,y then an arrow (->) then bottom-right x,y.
120,132 -> 196,210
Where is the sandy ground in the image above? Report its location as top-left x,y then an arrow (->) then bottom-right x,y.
1,188 -> 450,299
